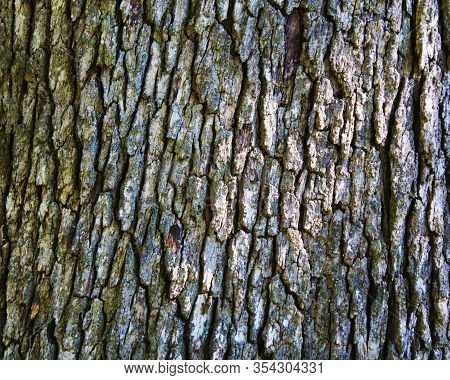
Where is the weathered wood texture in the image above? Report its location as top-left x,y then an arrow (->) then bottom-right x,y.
0,0 -> 449,359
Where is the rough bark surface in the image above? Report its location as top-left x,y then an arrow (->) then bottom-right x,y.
0,0 -> 449,360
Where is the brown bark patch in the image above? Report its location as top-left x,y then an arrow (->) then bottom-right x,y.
167,224 -> 182,252
285,8 -> 305,77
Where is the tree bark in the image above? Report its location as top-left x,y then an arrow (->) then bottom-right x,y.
0,0 -> 449,360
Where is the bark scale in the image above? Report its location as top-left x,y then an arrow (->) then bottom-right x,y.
0,0 -> 449,359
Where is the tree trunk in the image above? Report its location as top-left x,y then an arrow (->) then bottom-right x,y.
0,0 -> 449,360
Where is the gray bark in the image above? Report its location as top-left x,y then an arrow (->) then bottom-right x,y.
0,0 -> 449,359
